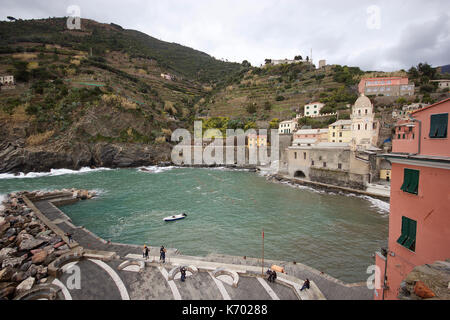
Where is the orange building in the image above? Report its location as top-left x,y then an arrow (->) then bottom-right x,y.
358,77 -> 414,97
375,98 -> 450,300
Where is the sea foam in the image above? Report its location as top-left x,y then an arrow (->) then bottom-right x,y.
0,167 -> 112,180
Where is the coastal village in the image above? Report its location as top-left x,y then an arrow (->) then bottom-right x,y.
0,14 -> 449,304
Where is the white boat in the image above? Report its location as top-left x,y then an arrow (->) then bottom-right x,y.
164,213 -> 187,222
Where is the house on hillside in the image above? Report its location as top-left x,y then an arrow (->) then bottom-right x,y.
358,77 -> 415,97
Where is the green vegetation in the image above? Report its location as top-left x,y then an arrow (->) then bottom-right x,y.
0,18 -> 242,83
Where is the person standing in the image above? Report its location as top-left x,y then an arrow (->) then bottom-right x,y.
160,246 -> 166,263
180,267 -> 186,282
143,245 -> 149,260
66,232 -> 73,243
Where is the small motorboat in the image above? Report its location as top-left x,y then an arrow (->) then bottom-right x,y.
164,213 -> 187,222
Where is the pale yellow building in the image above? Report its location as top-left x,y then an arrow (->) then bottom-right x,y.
328,120 -> 352,143
248,134 -> 267,148
379,169 -> 391,181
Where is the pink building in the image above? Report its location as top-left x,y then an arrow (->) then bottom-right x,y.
358,77 -> 414,97
293,129 -> 328,142
375,98 -> 450,300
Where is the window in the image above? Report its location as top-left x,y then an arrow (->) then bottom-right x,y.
339,132 -> 343,137
338,163 -> 342,170
400,168 -> 419,195
365,124 -> 368,130
323,162 -> 327,168
429,113 -> 448,138
358,124 -> 361,130
311,161 -> 315,166
333,132 -> 336,137
303,152 -> 306,160
294,152 -> 297,159
397,216 -> 417,252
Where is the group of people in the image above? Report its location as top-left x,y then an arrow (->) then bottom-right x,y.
142,245 -> 167,263
266,269 -> 277,282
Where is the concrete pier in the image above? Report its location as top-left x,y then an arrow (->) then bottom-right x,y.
18,192 -> 374,300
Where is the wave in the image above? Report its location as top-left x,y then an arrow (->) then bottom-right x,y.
358,195 -> 390,215
0,167 -> 113,180
138,166 -> 178,174
276,180 -> 390,214
207,167 -> 254,172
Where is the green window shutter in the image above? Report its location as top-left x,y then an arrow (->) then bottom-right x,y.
400,169 -> 411,192
401,169 -> 419,194
403,219 -> 417,251
397,217 -> 417,251
429,113 -> 448,138
397,217 -> 409,245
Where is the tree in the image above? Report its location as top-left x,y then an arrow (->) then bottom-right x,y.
242,60 -> 251,68
7,16 -> 17,21
294,55 -> 303,61
265,59 -> 272,65
264,101 -> 272,111
246,102 -> 257,114
269,118 -> 280,129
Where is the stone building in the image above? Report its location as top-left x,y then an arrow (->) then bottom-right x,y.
350,95 -> 380,151
286,142 -> 375,189
328,120 -> 352,143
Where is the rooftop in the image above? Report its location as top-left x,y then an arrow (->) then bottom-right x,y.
329,120 -> 352,127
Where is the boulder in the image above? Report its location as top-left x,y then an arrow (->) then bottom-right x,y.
53,241 -> 66,249
0,286 -> 15,299
20,261 -> 32,272
19,237 -> 45,251
2,255 -> 27,269
0,247 -> 17,260
0,267 -> 14,282
25,265 -> 38,278
11,271 -> 27,283
0,221 -> 10,234
32,250 -> 48,264
15,277 -> 35,294
4,228 -> 16,238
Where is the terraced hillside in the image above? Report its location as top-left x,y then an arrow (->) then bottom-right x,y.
0,18 -> 244,173
203,62 -> 363,122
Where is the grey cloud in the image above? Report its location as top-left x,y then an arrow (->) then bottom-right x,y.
1,0 -> 449,71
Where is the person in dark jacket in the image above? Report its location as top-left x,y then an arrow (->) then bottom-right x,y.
301,279 -> 310,291
180,267 -> 186,282
160,246 -> 166,263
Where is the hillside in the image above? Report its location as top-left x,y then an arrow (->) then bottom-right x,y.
0,18 -> 243,173
0,18 -> 241,83
202,63 -> 364,124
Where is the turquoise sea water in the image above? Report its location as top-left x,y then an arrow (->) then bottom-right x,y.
0,166 -> 389,282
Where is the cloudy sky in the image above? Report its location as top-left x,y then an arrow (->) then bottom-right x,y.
2,0 -> 449,71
